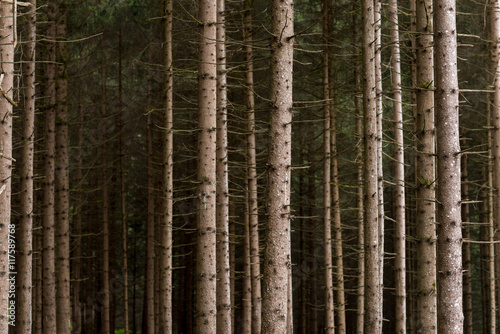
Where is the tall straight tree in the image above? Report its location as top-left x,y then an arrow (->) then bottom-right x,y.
16,0 -> 36,331
322,0 -> 334,331
0,1 -> 14,332
55,2 -> 71,332
242,0 -> 262,330
434,0 -> 463,331
159,0 -> 173,331
196,0 -> 217,331
43,1 -> 57,331
101,62 -> 111,334
490,0 -> 500,323
216,0 -> 231,331
362,0 -> 381,329
415,0 -> 437,330
389,0 -> 406,330
262,0 -> 294,331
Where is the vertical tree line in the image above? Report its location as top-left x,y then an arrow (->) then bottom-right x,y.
2,0 -> 500,333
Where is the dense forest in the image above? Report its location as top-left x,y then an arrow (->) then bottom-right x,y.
0,0 -> 499,332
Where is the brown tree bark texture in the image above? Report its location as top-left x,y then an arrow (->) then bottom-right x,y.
43,1 -> 57,331
0,2 -> 14,333
17,0 -> 36,331
362,0 -> 381,330
434,0 -> 463,331
55,5 -> 71,333
262,0 -> 294,332
415,0 -> 437,331
160,0 -> 173,332
196,0 -> 218,332
216,0 -> 232,331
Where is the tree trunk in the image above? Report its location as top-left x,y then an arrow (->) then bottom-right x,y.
242,1 -> 262,330
362,0 -> 380,329
0,1 -> 14,332
216,0 -> 231,330
242,183 -> 252,334
415,0 -> 437,329
353,8 -> 364,333
389,0 -> 406,331
322,0 -> 334,331
487,101 -> 496,333
17,1 -> 36,331
490,0 -> 500,329
460,146 -> 472,334
434,0 -> 463,330
196,0 -> 218,331
373,1 -> 385,329
262,0 -> 294,331
55,4 -> 71,332
73,93 -> 84,334
118,28 -> 130,334
43,1 -> 57,331
160,0 -> 173,332
101,62 -> 111,334
330,63 -> 346,334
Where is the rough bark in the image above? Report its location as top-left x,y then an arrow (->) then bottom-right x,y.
242,186 -> 252,334
362,0 -> 381,329
73,93 -> 84,334
160,0 -> 173,332
17,1 -> 36,331
146,85 -> 155,334
196,0 -> 218,331
491,0 -> 500,329
118,29 -> 130,334
43,1 -> 57,331
434,0 -> 463,330
242,0 -> 262,330
101,63 -> 111,334
353,9 -> 364,333
261,0 -> 294,332
323,0 -> 334,331
415,0 -> 437,329
389,0 -> 406,330
330,62 -> 346,334
216,0 -> 231,331
0,2 -> 14,332
55,4 -> 71,332
487,100 -> 496,333
460,148 -> 472,334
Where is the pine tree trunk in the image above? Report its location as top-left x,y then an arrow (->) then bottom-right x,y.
460,148 -> 472,334
434,0 -> 463,330
216,0 -> 231,330
145,49 -> 155,334
101,63 -> 111,334
415,0 -> 437,329
487,108 -> 497,334
389,0 -> 406,330
242,1 -> 262,330
490,0 -> 500,329
322,0 -> 334,330
242,177 -> 252,334
330,66 -> 346,334
362,0 -> 380,329
118,29 -> 130,334
196,0 -> 218,331
262,0 -> 294,331
353,9 -> 364,333
43,1 -> 57,331
55,4 -> 71,332
73,93 -> 84,334
373,2 -> 385,328
0,2 -> 14,332
17,1 -> 36,331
